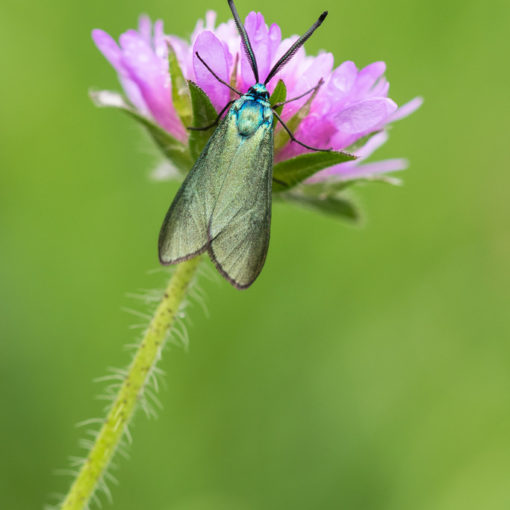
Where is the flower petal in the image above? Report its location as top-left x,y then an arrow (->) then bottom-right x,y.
92,29 -> 149,114
335,98 -> 397,135
336,158 -> 408,180
284,52 -> 334,119
205,10 -> 217,30
355,61 -> 386,97
118,75 -> 150,115
215,19 -> 240,59
92,29 -> 124,73
241,13 -> 282,87
119,30 -> 185,139
313,61 -> 358,116
138,15 -> 152,45
242,13 -> 265,84
193,31 -> 231,111
331,61 -> 358,96
166,35 -> 193,77
390,96 -> 423,122
153,20 -> 167,60
275,114 -> 336,162
267,35 -> 305,94
354,131 -> 389,159
309,157 -> 407,182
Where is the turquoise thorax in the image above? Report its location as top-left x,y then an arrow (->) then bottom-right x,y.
232,83 -> 273,137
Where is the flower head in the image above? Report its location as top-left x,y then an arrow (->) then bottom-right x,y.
92,10 -> 420,188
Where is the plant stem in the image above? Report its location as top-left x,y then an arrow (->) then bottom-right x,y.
60,257 -> 201,510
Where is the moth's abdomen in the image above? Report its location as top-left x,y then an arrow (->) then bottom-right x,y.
235,100 -> 272,137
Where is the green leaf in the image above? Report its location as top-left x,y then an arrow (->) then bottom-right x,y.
168,45 -> 192,128
282,192 -> 361,223
90,90 -> 192,174
272,151 -> 357,192
269,80 -> 287,127
188,81 -> 219,160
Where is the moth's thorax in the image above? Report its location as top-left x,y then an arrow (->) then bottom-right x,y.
233,84 -> 273,137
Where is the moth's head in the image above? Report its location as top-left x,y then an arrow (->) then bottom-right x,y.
248,83 -> 270,100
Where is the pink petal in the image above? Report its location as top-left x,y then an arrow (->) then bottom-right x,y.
138,15 -> 152,45
331,61 -> 358,95
193,31 -> 231,111
355,61 -> 386,96
166,36 -> 193,78
119,30 -> 184,138
370,77 -> 389,97
282,52 -> 334,119
92,29 -> 124,74
335,98 -> 397,135
336,158 -> 408,180
309,157 -> 407,182
390,96 -> 423,122
191,18 -> 205,44
92,29 -> 149,113
314,61 -> 358,116
267,23 -> 282,74
242,13 -> 272,85
118,75 -> 149,115
153,20 -> 167,60
354,131 -> 389,160
216,19 -> 240,59
275,114 -> 336,162
267,35 -> 305,94
205,10 -> 217,30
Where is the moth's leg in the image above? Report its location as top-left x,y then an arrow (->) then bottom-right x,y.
273,110 -> 331,152
272,78 -> 324,109
187,101 -> 235,131
195,52 -> 242,96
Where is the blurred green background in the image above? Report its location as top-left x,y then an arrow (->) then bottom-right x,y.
1,0 -> 509,509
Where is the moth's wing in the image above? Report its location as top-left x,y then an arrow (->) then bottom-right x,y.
158,115 -> 240,264
208,122 -> 273,289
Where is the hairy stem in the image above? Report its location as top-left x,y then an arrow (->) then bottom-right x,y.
60,257 -> 201,510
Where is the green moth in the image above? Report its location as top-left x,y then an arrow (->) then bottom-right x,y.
159,0 -> 328,289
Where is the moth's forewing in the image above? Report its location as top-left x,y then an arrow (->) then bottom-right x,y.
208,116 -> 273,289
158,115 -> 234,264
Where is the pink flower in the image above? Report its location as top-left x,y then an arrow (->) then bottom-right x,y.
92,11 -> 421,182
92,17 -> 186,142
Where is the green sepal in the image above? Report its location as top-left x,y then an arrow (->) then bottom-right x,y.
272,151 -> 357,192
281,192 -> 361,223
90,90 -> 192,174
188,81 -> 219,160
269,80 -> 287,127
168,45 -> 193,128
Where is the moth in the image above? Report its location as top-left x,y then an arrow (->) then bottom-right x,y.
159,0 -> 328,289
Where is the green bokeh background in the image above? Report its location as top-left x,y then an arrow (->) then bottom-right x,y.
1,0 -> 509,508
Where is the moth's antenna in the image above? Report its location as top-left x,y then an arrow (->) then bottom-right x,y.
227,0 -> 260,83
265,11 -> 328,85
